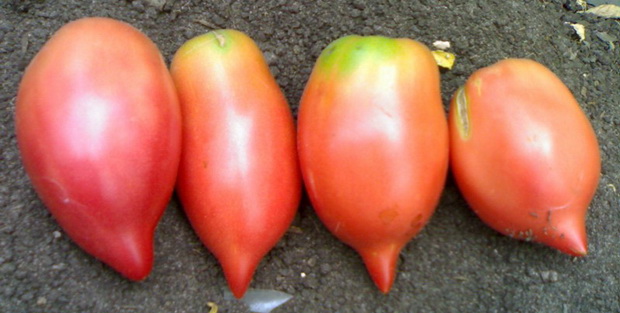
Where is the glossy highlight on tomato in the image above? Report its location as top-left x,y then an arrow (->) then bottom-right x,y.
170,30 -> 301,298
15,17 -> 182,280
449,58 -> 600,256
298,35 -> 449,293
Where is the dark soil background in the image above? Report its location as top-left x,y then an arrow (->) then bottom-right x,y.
1,1 -> 619,312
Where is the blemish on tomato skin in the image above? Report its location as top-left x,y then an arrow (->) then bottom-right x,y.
522,229 -> 535,242
333,221 -> 342,234
411,214 -> 424,227
454,86 -> 471,140
472,78 -> 483,96
213,31 -> 226,47
379,208 -> 399,225
405,214 -> 425,236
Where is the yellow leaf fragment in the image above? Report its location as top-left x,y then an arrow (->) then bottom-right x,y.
566,22 -> 586,42
577,0 -> 587,9
585,4 -> 620,19
207,302 -> 218,313
607,184 -> 617,193
596,31 -> 617,50
288,225 -> 303,234
431,50 -> 456,70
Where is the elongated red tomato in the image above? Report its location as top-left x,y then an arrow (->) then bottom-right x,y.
170,30 -> 301,299
449,58 -> 600,256
15,17 -> 181,280
298,36 -> 449,293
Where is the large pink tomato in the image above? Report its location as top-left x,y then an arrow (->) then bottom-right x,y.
449,58 -> 600,256
15,17 -> 181,280
170,30 -> 301,298
298,35 -> 449,293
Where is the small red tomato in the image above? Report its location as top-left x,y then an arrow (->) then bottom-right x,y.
449,58 -> 600,256
15,17 -> 181,280
298,35 -> 449,293
170,30 -> 301,298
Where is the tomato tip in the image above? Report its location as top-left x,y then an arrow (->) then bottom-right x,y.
567,241 -> 588,257
358,245 -> 401,294
220,254 -> 260,299
543,227 -> 588,257
116,259 -> 152,281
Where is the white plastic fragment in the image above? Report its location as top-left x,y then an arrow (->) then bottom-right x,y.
566,22 -> 586,42
432,40 -> 451,50
225,289 -> 293,313
584,4 -> 620,18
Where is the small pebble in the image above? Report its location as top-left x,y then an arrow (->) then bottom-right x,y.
540,270 -> 559,283
306,256 -> 317,267
352,0 -> 366,10
15,270 -> 28,280
303,276 -> 319,289
0,263 -> 16,274
21,291 -> 34,301
36,297 -> 47,306
132,1 -> 145,10
263,51 -> 277,64
51,263 -> 66,271
3,286 -> 14,297
143,0 -> 166,9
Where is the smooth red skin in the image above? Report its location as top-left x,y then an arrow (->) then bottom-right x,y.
170,30 -> 301,299
298,37 -> 449,293
449,58 -> 600,256
15,17 -> 181,280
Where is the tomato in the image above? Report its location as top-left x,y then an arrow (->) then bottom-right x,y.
297,36 -> 449,293
170,30 -> 301,298
15,17 -> 181,280
449,58 -> 600,256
